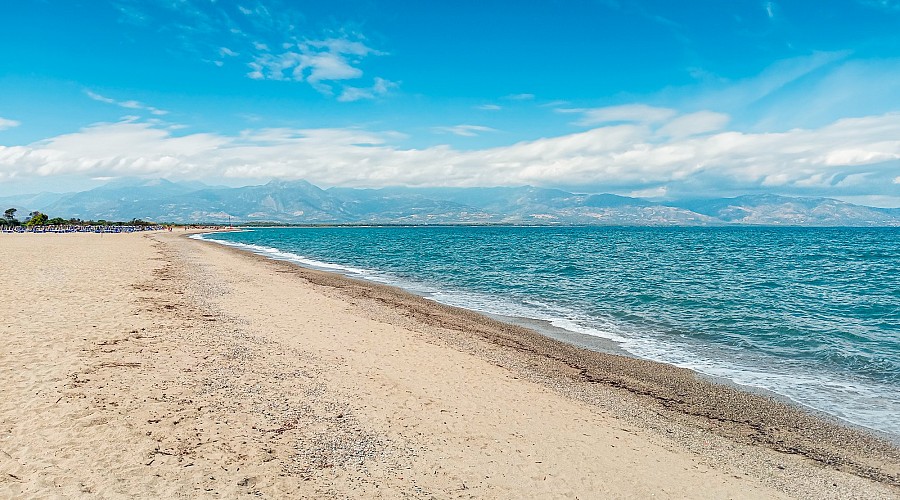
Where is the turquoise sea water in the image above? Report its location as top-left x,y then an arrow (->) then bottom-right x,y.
199,227 -> 900,439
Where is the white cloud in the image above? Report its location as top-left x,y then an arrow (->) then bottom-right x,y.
337,78 -> 397,102
112,0 -> 395,102
2,112 -> 898,203
476,104 -> 502,111
305,52 -> 363,84
247,37 -> 393,99
86,90 -> 168,116
657,111 -> 730,138
560,104 -> 677,126
628,186 -> 668,198
0,117 -> 21,131
432,125 -> 498,137
504,93 -> 535,101
307,38 -> 382,57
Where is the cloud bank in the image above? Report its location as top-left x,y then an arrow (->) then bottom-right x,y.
2,107 -> 898,204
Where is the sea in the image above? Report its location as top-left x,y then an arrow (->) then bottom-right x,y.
196,226 -> 900,440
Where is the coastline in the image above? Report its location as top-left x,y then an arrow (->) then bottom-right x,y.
1,230 -> 897,498
194,230 -> 899,445
472,310 -> 898,444
196,232 -> 900,481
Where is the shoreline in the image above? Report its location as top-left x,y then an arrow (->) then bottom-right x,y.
2,230 -> 897,498
191,231 -> 899,487
497,310 -> 900,446
194,230 -> 899,447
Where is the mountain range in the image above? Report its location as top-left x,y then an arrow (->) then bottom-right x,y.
1,178 -> 898,226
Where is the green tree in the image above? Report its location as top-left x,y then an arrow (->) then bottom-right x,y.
3,208 -> 18,226
25,211 -> 49,227
47,217 -> 68,225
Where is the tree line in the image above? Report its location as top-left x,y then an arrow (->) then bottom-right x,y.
2,208 -> 156,228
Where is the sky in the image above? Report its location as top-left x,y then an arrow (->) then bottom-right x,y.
1,0 -> 899,206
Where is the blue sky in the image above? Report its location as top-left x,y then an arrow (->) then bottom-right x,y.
1,0 -> 899,205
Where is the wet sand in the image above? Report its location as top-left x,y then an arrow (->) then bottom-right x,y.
0,230 -> 897,498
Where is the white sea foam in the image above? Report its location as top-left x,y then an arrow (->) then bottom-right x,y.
193,234 -> 373,276
610,330 -> 900,438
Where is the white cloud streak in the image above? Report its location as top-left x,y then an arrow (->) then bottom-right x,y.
2,112 -> 898,202
559,104 -> 678,126
656,111 -> 730,138
504,93 -> 535,101
0,117 -> 21,131
86,91 -> 169,116
689,51 -> 851,116
432,125 -> 498,137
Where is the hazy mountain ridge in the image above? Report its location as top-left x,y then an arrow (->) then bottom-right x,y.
2,179 -> 899,226
672,195 -> 900,226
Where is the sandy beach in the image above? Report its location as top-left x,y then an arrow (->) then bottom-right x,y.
0,231 -> 897,499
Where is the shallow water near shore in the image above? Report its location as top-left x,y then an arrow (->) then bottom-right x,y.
198,226 -> 900,439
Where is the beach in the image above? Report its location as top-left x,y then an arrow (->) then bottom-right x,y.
0,231 -> 897,499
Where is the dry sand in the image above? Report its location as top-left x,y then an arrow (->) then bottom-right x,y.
0,230 -> 897,499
